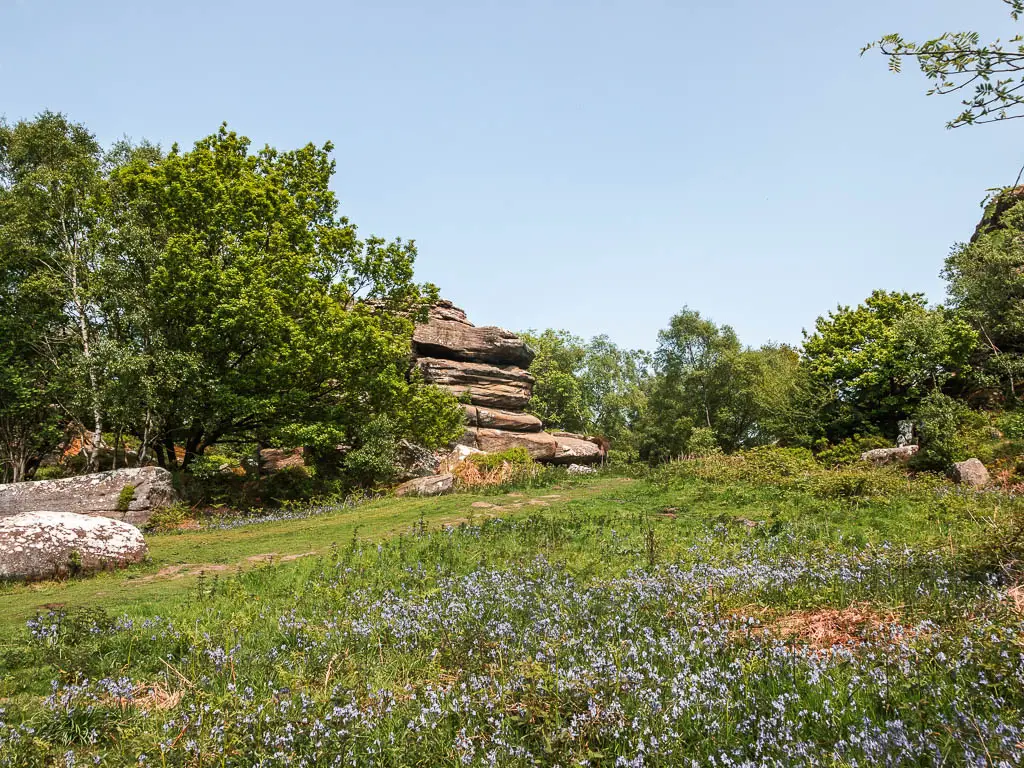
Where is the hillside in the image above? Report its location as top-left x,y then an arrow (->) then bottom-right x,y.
2,459 -> 1023,765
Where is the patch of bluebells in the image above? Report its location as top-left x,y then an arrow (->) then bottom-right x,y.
5,518 -> 1024,766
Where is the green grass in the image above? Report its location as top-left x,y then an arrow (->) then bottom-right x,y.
0,477 -> 624,631
2,459 -> 1023,766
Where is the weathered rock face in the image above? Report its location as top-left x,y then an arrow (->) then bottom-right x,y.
415,357 -> 535,411
860,446 -> 919,466
414,320 -> 536,368
952,458 -> 990,488
0,511 -> 148,582
394,440 -> 442,482
469,428 -> 558,460
0,467 -> 178,527
463,405 -> 544,432
394,473 -> 455,497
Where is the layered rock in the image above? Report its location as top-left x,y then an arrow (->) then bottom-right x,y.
0,467 -> 178,527
410,301 -> 606,467
462,405 -> 543,432
0,511 -> 148,581
414,357 -> 534,411
413,302 -> 536,368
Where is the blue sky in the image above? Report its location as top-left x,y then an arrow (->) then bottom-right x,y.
2,0 -> 1020,351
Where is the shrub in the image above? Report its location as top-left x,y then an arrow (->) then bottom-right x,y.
742,446 -> 817,479
687,427 -> 721,457
455,448 -> 540,490
913,392 -> 989,471
814,435 -> 891,467
996,410 -> 1024,440
343,417 -> 400,487
145,502 -> 192,532
31,465 -> 67,481
468,447 -> 532,471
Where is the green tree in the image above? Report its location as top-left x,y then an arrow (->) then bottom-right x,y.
521,329 -> 648,444
943,188 -> 1024,403
0,112 -> 109,471
521,330 -> 590,433
801,290 -> 977,439
864,0 -> 1024,128
105,125 -> 460,469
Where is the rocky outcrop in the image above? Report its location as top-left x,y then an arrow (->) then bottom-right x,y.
861,446 -> 919,466
0,511 -> 148,582
414,306 -> 535,367
471,428 -> 558,460
952,458 -> 990,488
411,300 -> 606,465
0,467 -> 178,527
414,357 -> 535,411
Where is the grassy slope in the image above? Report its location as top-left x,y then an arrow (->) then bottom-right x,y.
0,466 -> 985,633
0,478 -> 632,631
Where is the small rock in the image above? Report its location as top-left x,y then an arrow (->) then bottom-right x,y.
860,445 -> 919,466
952,458 -> 990,488
567,463 -> 597,475
0,511 -> 148,582
394,474 -> 455,497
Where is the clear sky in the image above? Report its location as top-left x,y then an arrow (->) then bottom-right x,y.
2,0 -> 1020,351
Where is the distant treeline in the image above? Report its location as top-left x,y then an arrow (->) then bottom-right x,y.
521,189 -> 1024,468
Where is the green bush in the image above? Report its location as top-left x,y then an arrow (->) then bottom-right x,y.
687,427 -> 721,457
343,417 -> 400,486
912,392 -> 989,471
996,411 -> 1024,440
468,446 -> 533,471
741,446 -> 817,479
31,465 -> 67,481
145,502 -> 192,532
814,435 -> 891,467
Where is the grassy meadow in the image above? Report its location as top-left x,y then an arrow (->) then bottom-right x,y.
2,456 -> 1024,766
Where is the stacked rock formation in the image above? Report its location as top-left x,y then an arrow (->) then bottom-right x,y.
412,301 -> 605,465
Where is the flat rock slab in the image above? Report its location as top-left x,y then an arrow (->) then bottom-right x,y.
0,511 -> 148,582
471,428 -> 558,460
394,474 -> 455,497
0,467 -> 178,527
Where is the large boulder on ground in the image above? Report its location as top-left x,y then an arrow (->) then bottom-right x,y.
470,428 -> 558,461
952,458 -> 990,488
860,445 -> 919,466
550,434 -> 605,464
414,319 -> 536,368
0,467 -> 178,527
394,473 -> 455,497
463,404 -> 543,432
415,357 -> 535,410
0,511 -> 148,582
